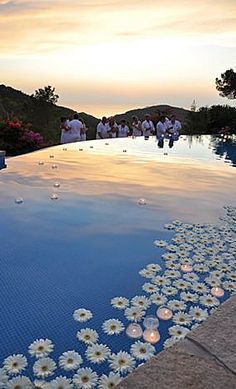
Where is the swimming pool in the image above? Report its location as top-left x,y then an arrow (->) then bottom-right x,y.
0,135 -> 235,388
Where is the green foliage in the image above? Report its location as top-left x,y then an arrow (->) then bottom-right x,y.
216,69 -> 236,99
31,85 -> 59,104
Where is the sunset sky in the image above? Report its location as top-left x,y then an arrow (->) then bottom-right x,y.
0,0 -> 236,117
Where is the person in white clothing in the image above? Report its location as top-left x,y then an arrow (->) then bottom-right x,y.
131,116 -> 142,137
79,118 -> 88,141
60,117 -> 71,144
166,115 -> 181,147
96,117 -> 108,139
107,117 -> 118,138
142,114 -> 155,140
156,116 -> 167,148
68,113 -> 83,142
118,120 -> 129,137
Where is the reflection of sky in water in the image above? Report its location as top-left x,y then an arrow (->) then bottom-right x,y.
0,136 -> 236,380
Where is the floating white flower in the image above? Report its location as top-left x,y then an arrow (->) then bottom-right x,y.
153,276 -> 171,287
111,297 -> 129,310
59,351 -> 83,371
162,253 -> 178,261
180,292 -> 199,303
77,328 -> 99,345
50,376 -> 73,389
168,325 -> 190,339
153,240 -> 167,248
85,343 -> 111,364
28,338 -> 54,358
194,264 -> 209,273
227,271 -> 236,281
146,264 -> 162,272
150,293 -> 168,306
7,376 -> 32,389
199,294 -> 220,308
165,262 -> 180,270
102,319 -> 124,335
0,368 -> 8,389
164,223 -> 175,230
98,372 -> 121,389
73,308 -> 93,322
164,270 -> 181,279
163,337 -> 179,349
172,312 -> 192,326
131,295 -> 151,309
124,307 -> 145,322
189,306 -> 209,322
139,269 -> 155,279
167,300 -> 187,312
204,276 -> 222,287
3,354 -> 27,375
161,286 -> 178,296
73,368 -> 98,389
109,351 -> 135,374
34,380 -> 49,389
173,280 -> 191,290
183,272 -> 199,282
33,357 -> 56,378
166,244 -> 178,252
142,283 -> 159,294
191,282 -> 209,295
222,281 -> 236,291
130,341 -> 155,361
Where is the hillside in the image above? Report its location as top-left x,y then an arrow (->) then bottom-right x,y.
0,85 -> 99,142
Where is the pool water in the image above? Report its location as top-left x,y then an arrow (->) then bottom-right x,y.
0,135 -> 235,388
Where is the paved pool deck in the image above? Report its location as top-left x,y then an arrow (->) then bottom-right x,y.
118,294 -> 236,389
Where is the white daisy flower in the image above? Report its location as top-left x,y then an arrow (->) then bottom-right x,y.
227,271 -> 236,281
189,306 -> 209,322
109,351 -> 135,374
33,357 -> 56,378
33,380 -> 48,389
85,344 -> 110,364
153,276 -> 171,287
73,309 -> 93,322
205,276 -> 222,287
173,280 -> 191,290
98,372 -> 121,389
167,300 -> 187,311
199,294 -> 220,308
222,281 -> 236,291
168,325 -> 190,339
102,319 -> 124,335
131,295 -> 151,309
124,307 -> 145,322
150,293 -> 168,306
191,282 -> 209,294
73,368 -> 98,389
166,244 -> 178,252
163,337 -> 180,349
161,286 -> 178,296
183,273 -> 199,282
28,339 -> 54,358
59,351 -> 83,371
0,368 -> 8,389
162,253 -> 178,261
7,376 -> 32,389
142,283 -> 159,294
194,264 -> 210,273
165,262 -> 180,270
77,328 -> 99,345
111,297 -> 129,310
172,219 -> 182,226
153,240 -> 167,248
146,264 -> 162,272
180,292 -> 199,303
50,376 -> 73,389
164,270 -> 181,279
3,354 -> 27,375
164,223 -> 175,230
172,312 -> 192,326
139,269 -> 156,279
130,341 -> 155,361
192,255 -> 205,263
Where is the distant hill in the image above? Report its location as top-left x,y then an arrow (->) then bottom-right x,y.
0,85 -> 99,142
115,104 -> 189,127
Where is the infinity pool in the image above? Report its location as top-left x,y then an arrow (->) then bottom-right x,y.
0,135 -> 235,388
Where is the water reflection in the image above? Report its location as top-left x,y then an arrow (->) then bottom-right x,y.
211,135 -> 236,167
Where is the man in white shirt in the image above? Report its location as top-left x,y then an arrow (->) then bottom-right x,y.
107,117 -> 118,138
167,115 -> 181,138
142,114 -> 155,140
118,120 -> 129,137
69,113 -> 83,142
156,115 -> 167,148
96,117 -> 108,139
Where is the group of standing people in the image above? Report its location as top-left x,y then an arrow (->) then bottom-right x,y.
60,112 -> 181,148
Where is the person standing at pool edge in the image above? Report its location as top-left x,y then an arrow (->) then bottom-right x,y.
69,113 -> 83,142
142,114 -> 155,140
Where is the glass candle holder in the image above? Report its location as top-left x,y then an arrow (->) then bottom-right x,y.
126,323 -> 143,339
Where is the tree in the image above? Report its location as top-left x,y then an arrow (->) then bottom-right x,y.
31,85 -> 59,104
215,68 -> 236,99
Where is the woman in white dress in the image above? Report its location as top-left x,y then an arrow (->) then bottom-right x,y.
60,117 -> 71,144
131,116 -> 142,137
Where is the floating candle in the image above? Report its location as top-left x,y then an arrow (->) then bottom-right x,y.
138,198 -> 147,205
156,307 -> 173,321
181,264 -> 193,273
211,287 -> 224,297
143,329 -> 160,344
126,323 -> 143,339
143,316 -> 159,330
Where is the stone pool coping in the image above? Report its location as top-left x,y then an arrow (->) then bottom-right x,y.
118,294 -> 236,389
